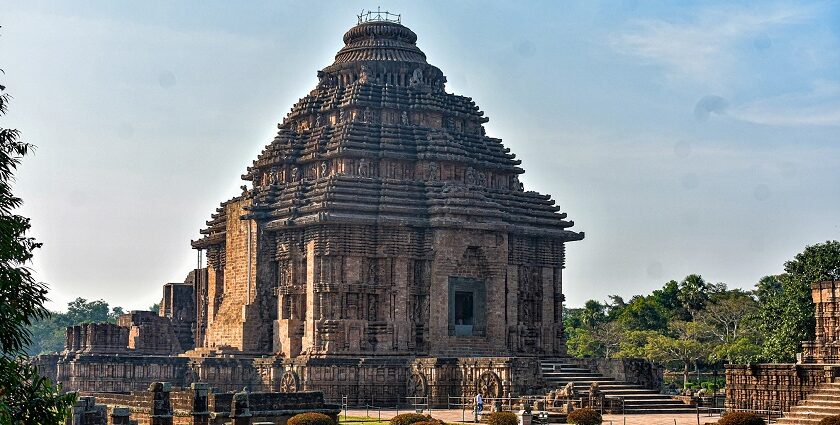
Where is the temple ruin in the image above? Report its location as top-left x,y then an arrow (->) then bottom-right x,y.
726,280 -> 840,423
37,13 -> 589,406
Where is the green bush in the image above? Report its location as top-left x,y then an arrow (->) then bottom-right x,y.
410,421 -> 442,425
390,413 -> 436,425
717,412 -> 765,425
819,416 -> 840,425
288,412 -> 336,425
486,412 -> 517,425
567,408 -> 602,425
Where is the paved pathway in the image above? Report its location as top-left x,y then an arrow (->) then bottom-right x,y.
342,408 -> 722,425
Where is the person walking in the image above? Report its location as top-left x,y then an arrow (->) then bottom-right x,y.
474,392 -> 484,422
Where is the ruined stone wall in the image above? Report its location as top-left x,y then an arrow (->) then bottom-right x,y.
160,281 -> 197,351
203,198 -> 263,351
118,311 -> 183,355
65,323 -> 129,354
725,364 -> 836,413
54,353 -> 190,393
41,351 -> 542,408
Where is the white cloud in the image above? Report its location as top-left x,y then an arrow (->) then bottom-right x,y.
730,80 -> 840,126
610,4 -> 815,87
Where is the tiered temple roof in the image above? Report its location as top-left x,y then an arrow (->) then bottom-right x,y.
193,19 -> 582,249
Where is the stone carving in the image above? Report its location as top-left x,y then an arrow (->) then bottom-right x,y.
427,162 -> 439,181
588,382 -> 601,400
291,167 -> 299,182
409,67 -> 423,87
358,159 -> 368,177
558,382 -> 576,399
407,372 -> 427,398
465,167 -> 476,186
477,371 -> 502,399
279,370 -> 300,393
479,172 -> 487,187
363,107 -> 372,123
321,162 -> 328,177
359,64 -> 369,84
401,111 -> 409,125
315,114 -> 323,127
338,109 -> 346,123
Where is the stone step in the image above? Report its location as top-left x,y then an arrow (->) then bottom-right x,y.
540,358 -> 691,415
777,383 -> 840,423
790,405 -> 840,415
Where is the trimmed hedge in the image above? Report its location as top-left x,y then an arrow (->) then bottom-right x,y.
485,412 -> 517,425
288,412 -> 336,425
390,413 -> 436,425
567,408 -> 602,425
717,412 -> 766,425
819,416 -> 840,425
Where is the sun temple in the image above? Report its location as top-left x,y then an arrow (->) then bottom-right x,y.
36,13 -> 596,407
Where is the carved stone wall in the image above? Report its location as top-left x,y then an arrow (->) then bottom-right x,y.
73,382 -> 339,425
725,364 -> 836,413
803,280 -> 840,363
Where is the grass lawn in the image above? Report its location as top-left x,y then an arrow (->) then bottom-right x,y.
338,415 -> 391,425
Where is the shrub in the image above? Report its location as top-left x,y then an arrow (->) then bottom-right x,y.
390,413 -> 435,425
819,416 -> 840,425
288,412 -> 336,425
717,412 -> 765,425
410,421 -> 443,425
567,408 -> 602,425
486,412 -> 517,425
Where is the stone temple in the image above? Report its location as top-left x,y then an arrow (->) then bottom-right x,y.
37,14 -> 594,406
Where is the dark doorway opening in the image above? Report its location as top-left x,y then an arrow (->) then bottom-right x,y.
454,291 -> 474,325
454,291 -> 474,336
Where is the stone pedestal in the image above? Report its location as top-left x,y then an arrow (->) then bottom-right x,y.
517,411 -> 532,425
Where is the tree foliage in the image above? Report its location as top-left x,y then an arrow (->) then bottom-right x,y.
27,298 -> 124,355
563,241 -> 840,384
758,241 -> 840,362
0,66 -> 76,423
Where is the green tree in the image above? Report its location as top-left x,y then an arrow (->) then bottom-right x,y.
615,329 -> 661,358
677,274 -> 713,319
566,327 -> 599,358
651,280 -> 687,320
617,295 -> 669,332
758,241 -> 840,362
0,69 -> 76,423
149,303 -> 160,313
645,321 -> 710,389
580,300 -> 607,328
702,290 -> 758,344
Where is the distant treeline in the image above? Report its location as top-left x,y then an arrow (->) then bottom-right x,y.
563,240 -> 840,388
27,299 -> 157,356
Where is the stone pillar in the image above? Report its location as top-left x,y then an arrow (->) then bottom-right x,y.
110,407 -> 130,425
148,382 -> 173,425
191,382 -> 211,425
230,389 -> 252,425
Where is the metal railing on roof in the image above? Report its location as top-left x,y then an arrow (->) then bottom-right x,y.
357,7 -> 401,24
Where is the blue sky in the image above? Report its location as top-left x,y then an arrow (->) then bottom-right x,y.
1,1 -> 838,311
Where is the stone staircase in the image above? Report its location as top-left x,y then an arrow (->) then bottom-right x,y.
776,383 -> 840,424
541,359 -> 696,414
